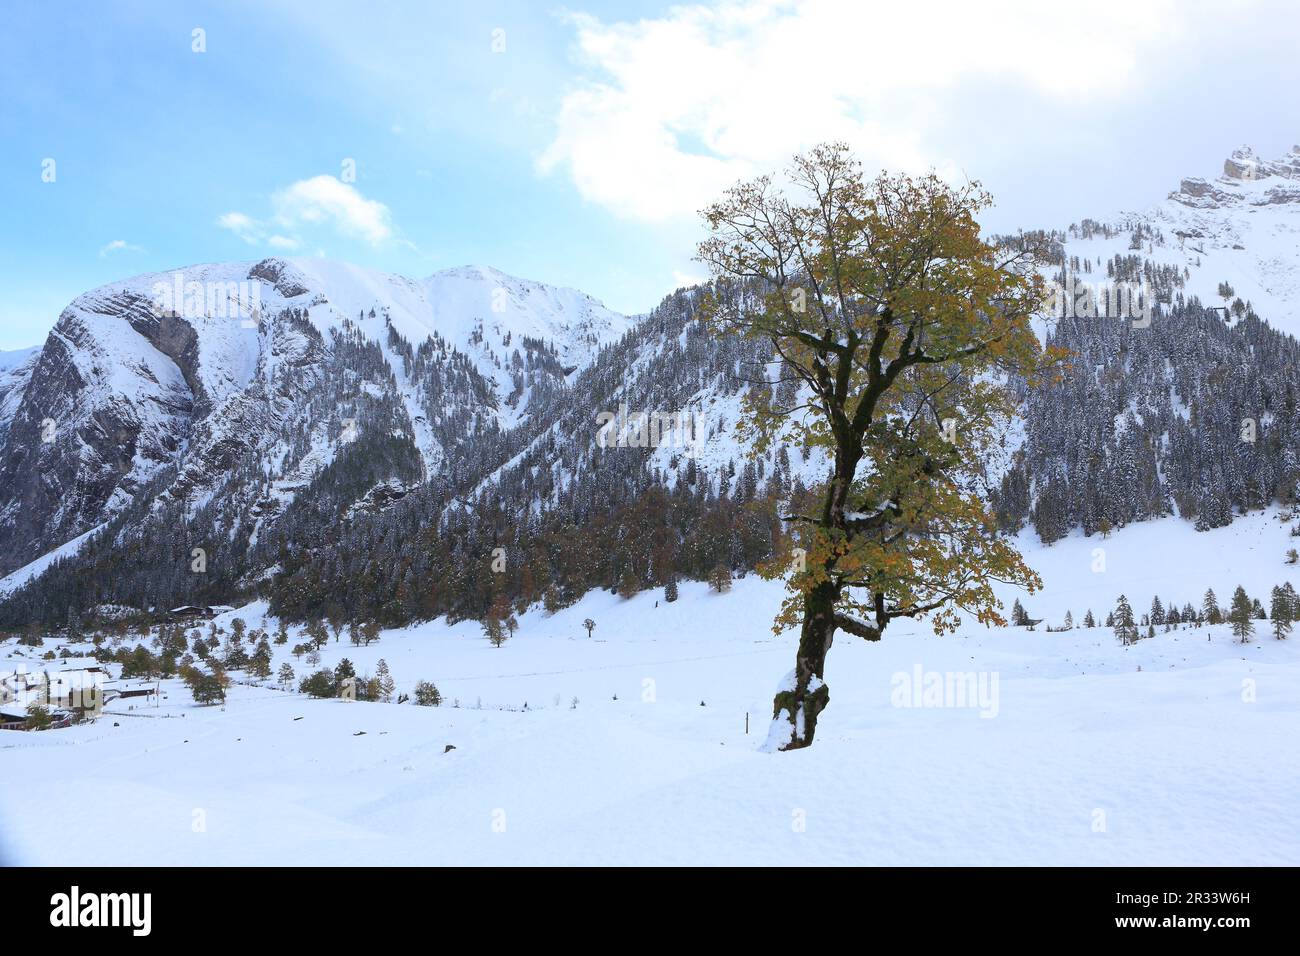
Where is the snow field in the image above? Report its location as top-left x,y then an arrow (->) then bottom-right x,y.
3,512 -> 1299,865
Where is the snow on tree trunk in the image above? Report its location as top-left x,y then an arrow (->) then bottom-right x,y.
766,581 -> 836,751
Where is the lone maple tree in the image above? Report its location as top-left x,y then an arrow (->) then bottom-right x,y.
698,143 -> 1053,750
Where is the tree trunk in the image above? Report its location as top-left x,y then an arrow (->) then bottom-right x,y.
769,579 -> 838,750
768,440 -> 860,751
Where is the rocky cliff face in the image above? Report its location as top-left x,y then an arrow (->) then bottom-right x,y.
0,296 -> 194,574
1170,145 -> 1300,210
1222,144 -> 1300,182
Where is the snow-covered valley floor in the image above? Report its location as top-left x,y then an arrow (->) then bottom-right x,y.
4,511 -> 1300,866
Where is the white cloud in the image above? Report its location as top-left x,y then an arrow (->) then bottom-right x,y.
217,177 -> 394,249
540,0 -> 1191,221
216,212 -> 264,244
98,239 -> 144,257
272,175 -> 393,245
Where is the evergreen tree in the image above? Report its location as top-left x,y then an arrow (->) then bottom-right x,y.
24,702 -> 53,730
1202,588 -> 1222,625
664,576 -> 679,603
1011,599 -> 1028,626
1063,610 -> 1073,630
277,662 -> 295,688
299,669 -> 336,698
1269,585 -> 1292,640
1149,596 -> 1165,626
222,641 -> 248,671
250,644 -> 272,680
708,564 -> 731,593
617,567 -> 640,600
483,595 -> 512,648
483,613 -> 506,648
1083,609 -> 1095,628
307,619 -> 329,650
414,680 -> 441,706
376,659 -> 395,702
181,663 -> 229,705
1228,586 -> 1254,643
1112,595 -> 1137,645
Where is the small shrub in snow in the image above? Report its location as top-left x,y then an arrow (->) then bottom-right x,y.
708,565 -> 731,593
413,681 -> 442,707
299,669 -> 336,698
181,664 -> 229,705
24,703 -> 53,730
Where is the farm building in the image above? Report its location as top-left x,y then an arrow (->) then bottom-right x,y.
0,658 -> 111,725
168,605 -> 236,622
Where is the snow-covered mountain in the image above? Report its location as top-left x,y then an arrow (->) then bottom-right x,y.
980,144 -> 1300,544
1053,144 -> 1300,335
0,258 -> 631,578
5,142 -> 1300,623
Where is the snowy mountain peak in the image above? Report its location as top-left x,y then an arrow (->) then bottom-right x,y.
1221,143 -> 1300,182
0,257 -> 633,578
1170,143 -> 1300,210
230,256 -> 631,372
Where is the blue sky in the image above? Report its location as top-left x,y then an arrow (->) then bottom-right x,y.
3,0 -> 1300,349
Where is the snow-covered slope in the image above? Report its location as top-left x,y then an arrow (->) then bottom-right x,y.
4,509 -> 1297,866
1055,144 -> 1300,334
282,259 -> 629,387
0,524 -> 104,599
0,346 -> 39,373
0,347 -> 40,446
425,265 -> 629,372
